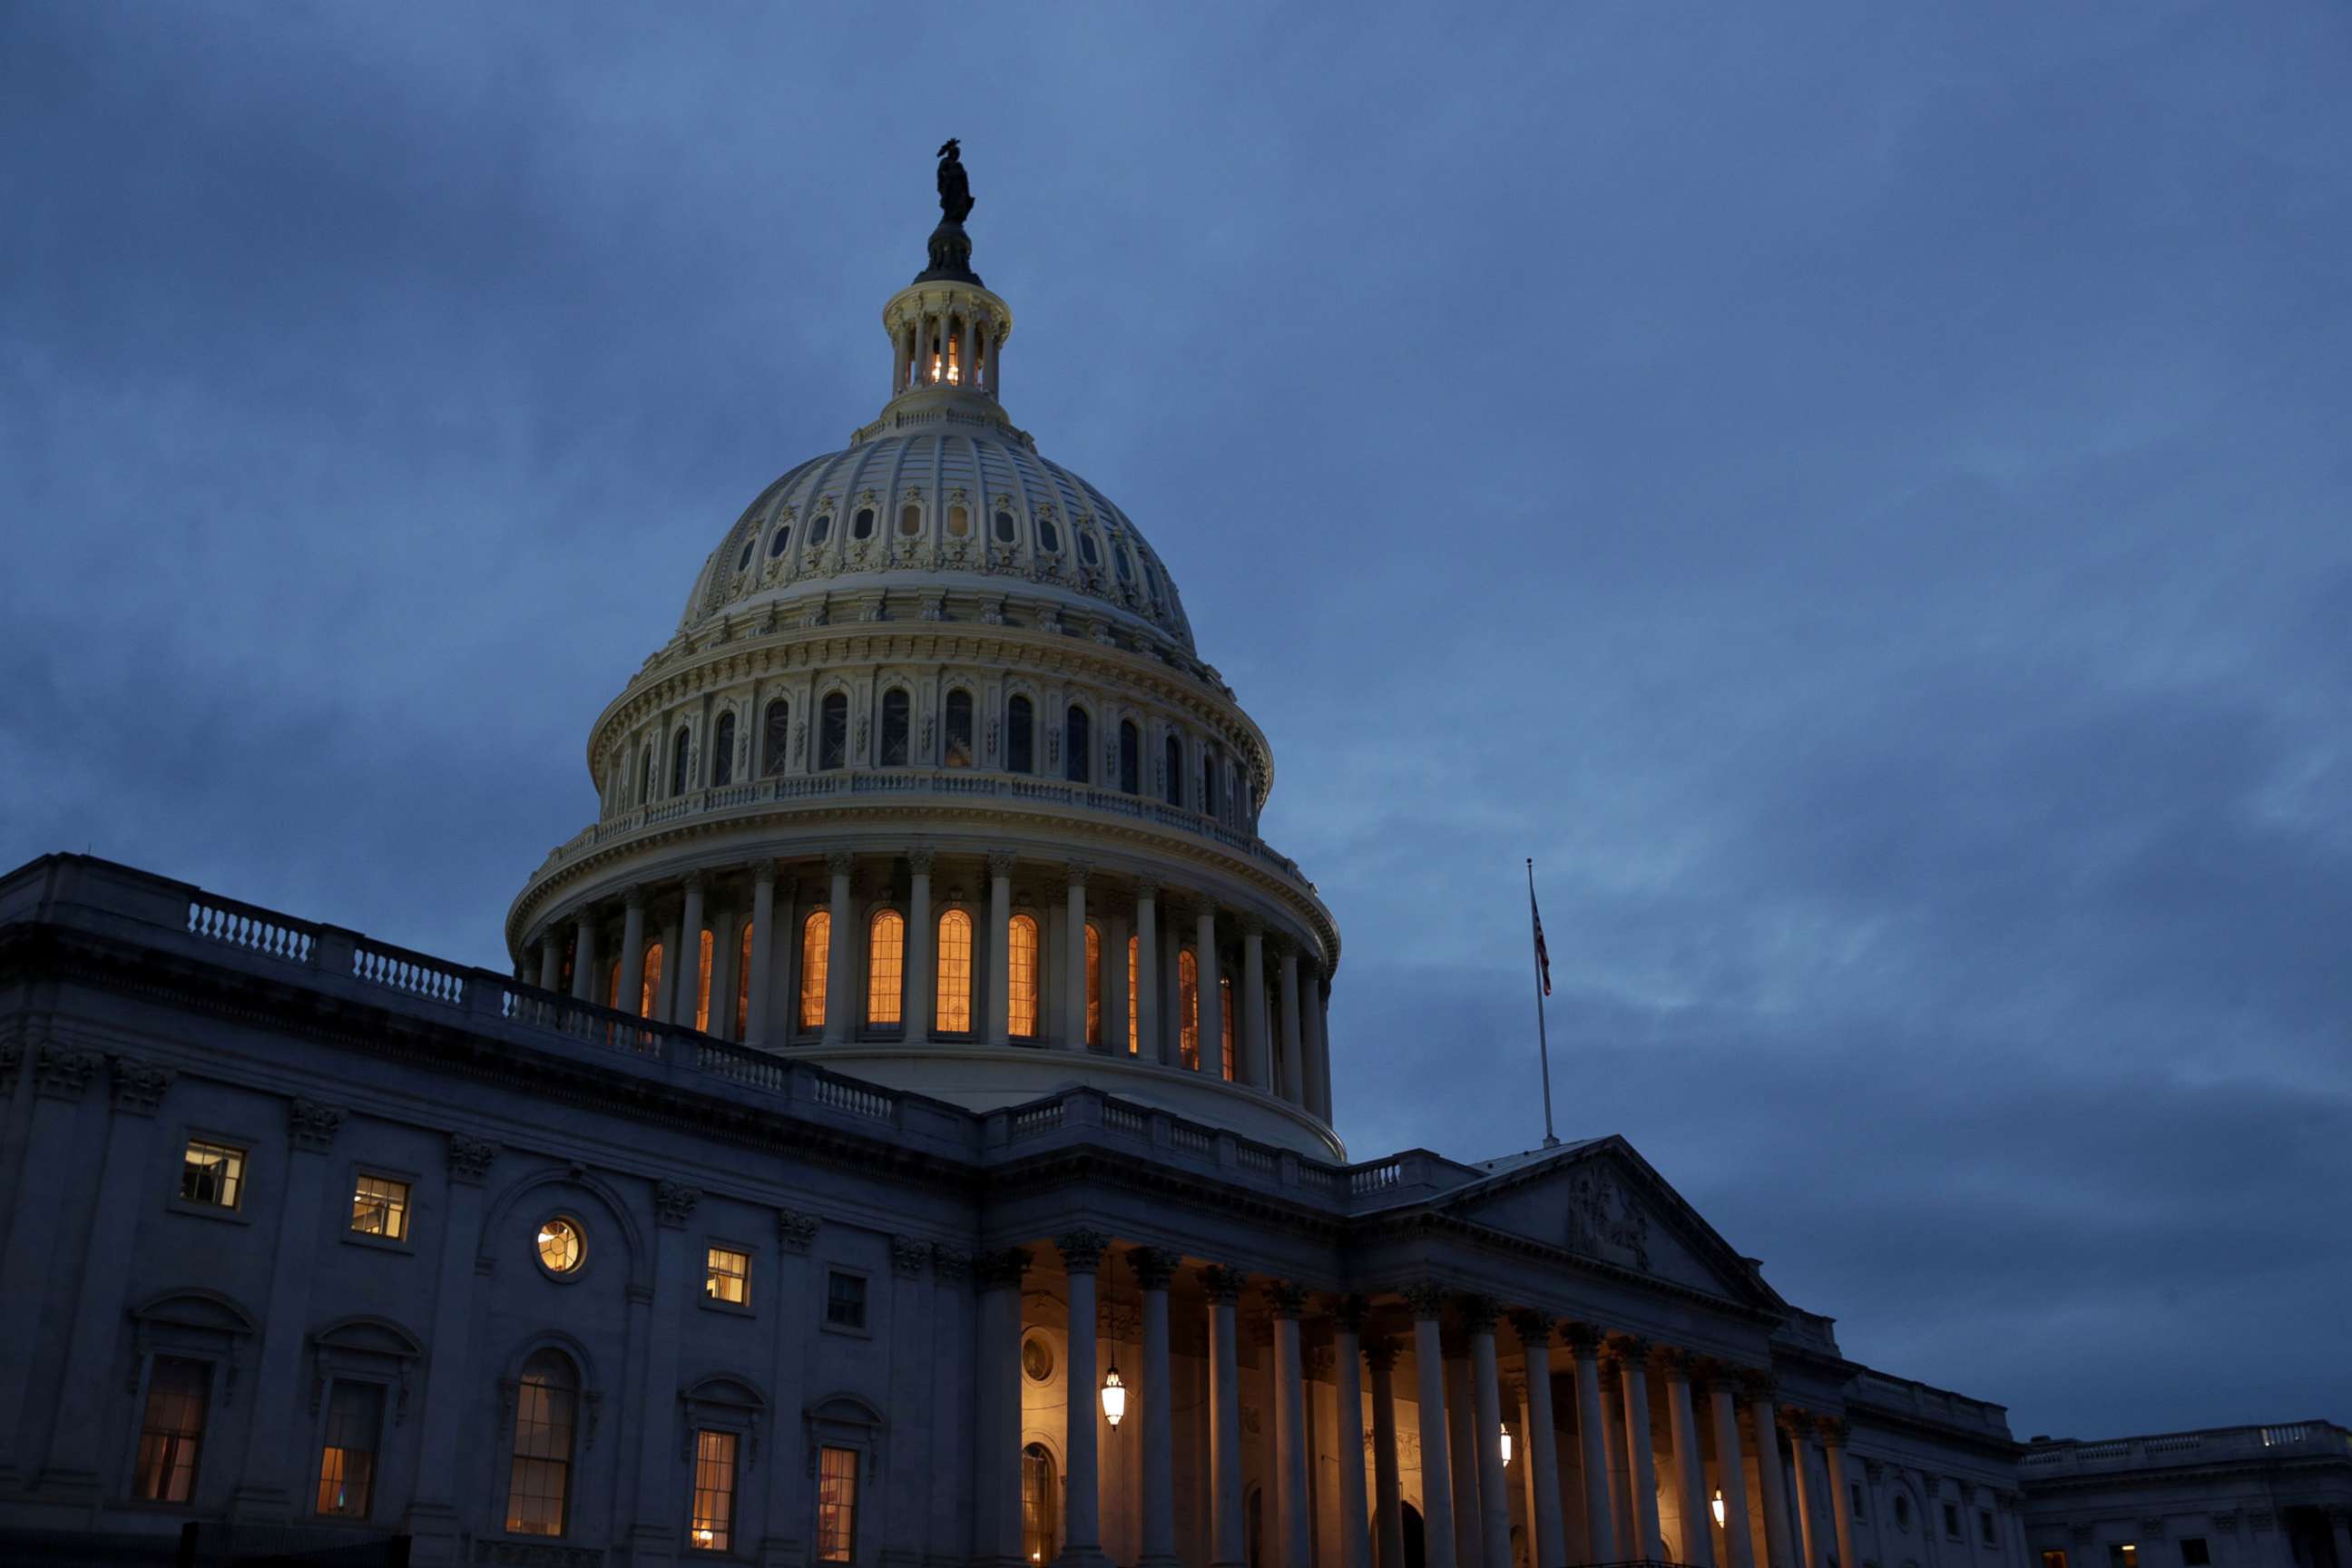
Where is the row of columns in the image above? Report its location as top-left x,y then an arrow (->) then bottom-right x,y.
895,305 -> 997,397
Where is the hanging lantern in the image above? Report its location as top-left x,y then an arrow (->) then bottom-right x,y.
1713,1489 -> 1727,1528
1100,1365 -> 1127,1428
1498,1424 -> 1514,1467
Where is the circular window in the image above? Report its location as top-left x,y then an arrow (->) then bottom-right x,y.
947,504 -> 970,537
1038,518 -> 1062,554
853,507 -> 876,540
993,510 -> 1016,543
1077,531 -> 1100,566
809,514 -> 832,544
899,504 -> 923,536
536,1216 -> 585,1276
737,537 -> 756,571
1021,1332 -> 1054,1384
768,525 -> 791,559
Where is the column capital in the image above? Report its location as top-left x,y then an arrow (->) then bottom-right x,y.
1065,858 -> 1093,886
1132,877 -> 1160,901
1363,1335 -> 1399,1373
1199,1264 -> 1247,1303
1510,1309 -> 1555,1346
1818,1415 -> 1852,1445
931,1244 -> 972,1282
1268,1282 -> 1310,1318
1654,1345 -> 1697,1380
1456,1293 -> 1500,1334
974,1246 -> 1032,1289
1862,1459 -> 1885,1484
1611,1335 -> 1652,1371
622,881 -> 649,909
680,868 -> 708,892
110,1054 -> 176,1116
1239,911 -> 1266,938
1055,1229 -> 1111,1273
1334,1293 -> 1371,1332
653,1180 -> 701,1229
1740,1369 -> 1779,1401
908,845 -> 937,875
892,1235 -> 933,1278
288,1097 -> 346,1152
754,858 -> 780,887
1560,1320 -> 1603,1356
777,1209 -> 821,1254
447,1132 -> 500,1183
1400,1281 -> 1449,1320
1127,1245 -> 1180,1289
985,849 -> 1019,878
1780,1407 -> 1815,1440
825,848 -> 855,877
34,1043 -> 103,1102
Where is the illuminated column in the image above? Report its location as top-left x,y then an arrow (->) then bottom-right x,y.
1821,1420 -> 1858,1568
1271,1284 -> 1312,1568
823,850 -> 853,1043
906,848 -> 935,1043
1511,1316 -> 1567,1568
959,313 -> 976,388
1134,880 -> 1162,1064
679,871 -> 707,1028
1741,1378 -> 1793,1568
1334,1298 -> 1374,1568
1565,1325 -> 1616,1563
892,316 -> 909,395
1132,1248 -> 1181,1568
536,933 -> 561,991
1239,916 -> 1269,1090
1276,939 -> 1303,1103
1466,1298 -> 1511,1568
1663,1353 -> 1716,1568
1408,1288 -> 1462,1568
1784,1414 -> 1820,1568
1368,1337 -> 1407,1568
1160,899 -> 1186,1066
1064,862 -> 1091,1050
1195,905 -> 1221,1073
1305,971 -> 1333,1119
974,1248 -> 1031,1568
987,851 -> 1015,1045
1203,1266 -> 1249,1568
1712,1377 -> 1756,1568
570,906 -> 599,1002
746,862 -> 777,1044
1057,1230 -> 1109,1568
1614,1342 -> 1665,1561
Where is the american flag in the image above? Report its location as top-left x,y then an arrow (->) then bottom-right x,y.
1531,892 -> 1553,996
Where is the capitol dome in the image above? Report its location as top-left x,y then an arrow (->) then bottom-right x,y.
507,153 -> 1340,1157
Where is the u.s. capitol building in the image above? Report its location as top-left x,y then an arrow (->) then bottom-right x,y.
3,152 -> 2311,1568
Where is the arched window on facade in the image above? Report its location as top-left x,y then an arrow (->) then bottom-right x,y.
736,923 -> 752,1039
1118,721 -> 1140,795
878,690 -> 910,768
762,700 -> 790,776
1006,914 -> 1040,1038
1022,1443 -> 1058,1568
641,943 -> 664,1019
1178,950 -> 1200,1070
671,728 -> 692,797
936,909 -> 973,1033
505,1349 -> 578,1537
1164,735 -> 1183,808
867,911 -> 905,1026
1220,975 -> 1235,1081
1126,934 -> 1140,1054
944,690 -> 975,768
818,694 -> 848,770
1007,696 -> 1034,774
1064,705 -> 1092,784
799,911 -> 830,1030
711,711 -> 737,788
1084,922 -> 1102,1047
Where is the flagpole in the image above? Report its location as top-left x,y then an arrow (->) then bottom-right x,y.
1527,858 -> 1559,1147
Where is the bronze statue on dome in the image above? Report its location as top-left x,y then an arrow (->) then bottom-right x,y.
936,139 -> 974,223
918,138 -> 983,285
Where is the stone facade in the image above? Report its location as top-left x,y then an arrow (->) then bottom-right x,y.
2019,1425 -> 2352,1568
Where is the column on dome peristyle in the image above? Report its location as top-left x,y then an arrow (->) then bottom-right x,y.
747,861 -> 779,1045
1201,1265 -> 1249,1568
973,1248 -> 1032,1568
1367,1334 -> 1407,1568
1563,1324 -> 1616,1564
1783,1412 -> 1821,1568
906,848 -> 935,1044
1270,1283 -> 1313,1568
1464,1297 -> 1511,1568
678,871 -> 708,1027
1195,905 -> 1222,1075
570,906 -> 600,1002
619,887 -> 652,1014
987,851 -> 1015,1046
1710,1372 -> 1757,1568
535,932 -> 561,991
1133,880 -> 1162,1065
1512,1315 -> 1568,1568
1274,937 -> 1303,1103
1406,1284 -> 1461,1568
1745,1377 -> 1796,1568
1662,1351 -> 1717,1568
1304,968 -> 1334,1120
1055,1231 -> 1111,1568
1608,1339 -> 1664,1562
1063,862 -> 1092,1051
824,849 -> 855,1044
1820,1419 -> 1858,1568
1240,916 -> 1270,1090
1333,1298 -> 1376,1568
1130,1248 -> 1182,1568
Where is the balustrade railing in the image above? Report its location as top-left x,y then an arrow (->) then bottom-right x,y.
188,895 -> 316,965
353,939 -> 467,1006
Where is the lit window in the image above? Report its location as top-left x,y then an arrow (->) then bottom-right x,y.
880,690 -> 910,767
695,928 -> 714,1033
1065,705 -> 1092,784
762,699 -> 790,776
133,1357 -> 210,1503
936,909 -> 973,1033
2110,1548 -> 2137,1568
711,712 -> 736,789
350,1175 -> 410,1240
536,1217 -> 585,1275
946,504 -> 969,536
897,504 -> 921,536
2043,1553 -> 2069,1568
314,1380 -> 383,1518
1127,935 -> 1140,1054
691,1429 -> 739,1552
1084,923 -> 1102,1046
181,1140 -> 244,1210
1007,696 -> 1034,773
706,1246 -> 750,1306
818,693 -> 848,770
735,923 -> 751,1040
852,507 -> 875,540
1006,915 -> 1040,1037
1022,1443 -> 1058,1565
506,1350 -> 577,1536
867,910 -> 906,1026
826,1271 -> 867,1330
800,911 -> 831,1030
944,690 -> 975,768
818,1445 -> 859,1563
1220,975 -> 1235,1080
1178,951 -> 1200,1070
2180,1543 -> 2210,1568
642,942 -> 664,1019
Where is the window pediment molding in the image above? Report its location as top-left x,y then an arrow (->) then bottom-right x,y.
129,1288 -> 259,1401
309,1314 -> 425,1423
680,1372 -> 769,1459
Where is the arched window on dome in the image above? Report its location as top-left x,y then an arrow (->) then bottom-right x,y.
878,690 -> 910,768
1114,546 -> 1134,584
866,910 -> 904,1027
946,504 -> 969,537
1118,722 -> 1141,795
851,507 -> 875,541
1126,934 -> 1140,1054
641,942 -> 664,1019
935,908 -> 972,1034
711,711 -> 737,788
1177,951 -> 1200,1071
737,535 -> 756,573
1006,915 -> 1040,1040
1200,742 -> 1222,821
1219,975 -> 1236,1081
993,510 -> 1017,544
898,504 -> 922,537
943,691 -> 975,769
735,922 -> 752,1039
1077,529 -> 1100,567
1037,516 -> 1062,554
1064,705 -> 1092,784
671,728 -> 692,798
799,911 -> 830,1031
504,1348 -> 579,1536
638,746 -> 654,809
1163,734 -> 1184,808
808,514 -> 832,545
1006,697 -> 1034,774
1084,922 -> 1102,1047
818,694 -> 848,771
762,700 -> 789,777
768,524 -> 792,560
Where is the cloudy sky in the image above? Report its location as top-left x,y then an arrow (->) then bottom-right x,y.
7,4 -> 2348,1436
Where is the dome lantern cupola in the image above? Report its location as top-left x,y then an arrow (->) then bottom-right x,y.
883,139 -> 1013,415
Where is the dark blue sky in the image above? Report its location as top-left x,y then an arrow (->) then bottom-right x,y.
6,4 -> 2348,1436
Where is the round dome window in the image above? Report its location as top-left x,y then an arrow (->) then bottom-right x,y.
536,1216 -> 585,1276
1021,1332 -> 1054,1384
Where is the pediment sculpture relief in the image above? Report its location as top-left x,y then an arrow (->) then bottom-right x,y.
1567,1171 -> 1651,1273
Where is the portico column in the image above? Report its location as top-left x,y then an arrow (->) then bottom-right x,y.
1134,881 -> 1162,1064
987,851 -> 1015,1044
1367,1337 -> 1407,1568
1405,1288 -> 1461,1568
679,871 -> 707,1028
1784,1415 -> 1820,1568
1821,1420 -> 1858,1568
1240,916 -> 1270,1090
1271,1284 -> 1312,1568
1276,940 -> 1303,1103
1564,1325 -> 1616,1563
1663,1352 -> 1716,1568
975,1249 -> 1032,1568
1711,1376 -> 1756,1568
1465,1298 -> 1511,1568
1056,1231 -> 1110,1568
1511,1315 -> 1568,1568
570,906 -> 599,1001
1202,1266 -> 1249,1568
711,907 -> 740,1039
536,933 -> 561,990
618,889 -> 649,1011
1614,1340 -> 1664,1562
1602,1362 -> 1634,1560
906,848 -> 935,1042
1446,1345 -> 1482,1568
746,862 -> 778,1044
1195,905 -> 1221,1074
1334,1298 -> 1375,1568
1131,1249 -> 1181,1568
1744,1378 -> 1795,1568
655,906 -> 684,1023
1064,862 -> 1092,1050
823,850 -> 854,1042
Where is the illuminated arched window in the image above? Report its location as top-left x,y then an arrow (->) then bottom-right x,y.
711,711 -> 737,788
879,690 -> 910,768
1163,735 -> 1183,808
642,943 -> 664,1019
1118,721 -> 1140,795
799,912 -> 830,1031
944,690 -> 975,768
1220,975 -> 1235,1081
1021,1443 -> 1058,1567
735,922 -> 751,1039
1084,923 -> 1102,1047
867,910 -> 905,1026
1127,934 -> 1140,1054
1178,950 -> 1200,1070
505,1349 -> 578,1536
1064,705 -> 1092,784
1006,915 -> 1040,1038
762,700 -> 790,776
671,729 -> 692,797
1007,697 -> 1034,774
818,694 -> 848,771
936,909 -> 973,1033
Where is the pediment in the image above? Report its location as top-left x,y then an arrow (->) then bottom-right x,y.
1433,1137 -> 1783,1309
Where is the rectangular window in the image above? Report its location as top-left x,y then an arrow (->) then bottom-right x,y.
1982,1512 -> 1998,1546
2043,1553 -> 2070,1568
2180,1541 -> 2210,1568
2111,1545 -> 2139,1568
818,1445 -> 859,1563
1853,1483 -> 1867,1521
1945,1504 -> 1963,1540
506,1373 -> 575,1536
706,1246 -> 751,1307
690,1429 -> 739,1553
181,1140 -> 244,1209
349,1174 -> 410,1240
826,1270 -> 867,1330
133,1357 -> 210,1503
314,1380 -> 384,1518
